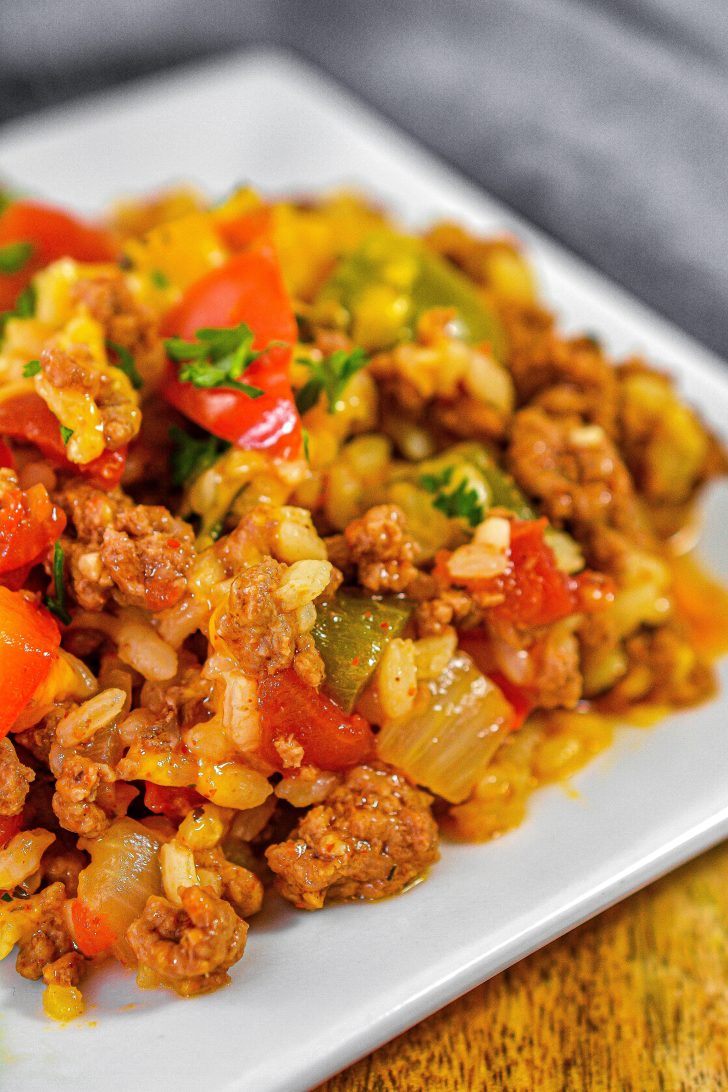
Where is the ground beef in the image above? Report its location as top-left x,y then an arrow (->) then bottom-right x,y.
528,622 -> 583,710
0,738 -> 35,816
41,844 -> 88,898
499,301 -> 618,432
340,504 -> 419,593
507,406 -> 645,538
215,557 -> 323,682
15,882 -> 73,981
100,504 -> 195,611
56,482 -> 194,612
126,885 -> 248,997
193,848 -> 264,919
39,344 -> 141,451
72,271 -> 165,389
413,587 -> 481,638
598,625 -> 715,712
52,755 -> 117,839
42,950 -> 88,988
265,763 -> 440,910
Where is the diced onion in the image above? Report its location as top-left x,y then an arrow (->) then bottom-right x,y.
376,652 -> 512,803
77,817 -> 163,965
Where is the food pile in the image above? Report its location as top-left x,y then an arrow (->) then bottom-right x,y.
0,185 -> 723,1019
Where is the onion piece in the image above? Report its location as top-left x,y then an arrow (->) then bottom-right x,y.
77,817 -> 162,965
376,652 -> 512,803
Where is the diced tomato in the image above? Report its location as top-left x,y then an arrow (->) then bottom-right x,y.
162,245 -> 301,459
0,391 -> 126,488
70,898 -> 117,957
485,519 -> 575,628
0,200 -> 116,311
0,440 -> 14,469
0,814 -> 22,850
487,670 -> 536,731
258,668 -> 374,771
0,586 -> 60,738
0,483 -> 65,577
143,782 -> 205,821
458,631 -> 535,730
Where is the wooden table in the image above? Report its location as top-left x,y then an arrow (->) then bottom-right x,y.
319,840 -> 728,1090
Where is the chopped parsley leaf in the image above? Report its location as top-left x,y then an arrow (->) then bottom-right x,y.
419,465 -> 485,527
302,427 -> 311,462
169,426 -> 230,487
165,323 -> 269,398
0,241 -> 33,275
106,339 -> 143,390
14,283 -> 36,318
295,347 -> 368,416
0,892 -> 12,903
60,425 -> 73,445
150,268 -> 170,289
22,359 -> 41,377
44,541 -> 71,625
0,282 -> 36,343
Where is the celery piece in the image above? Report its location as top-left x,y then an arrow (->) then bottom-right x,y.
312,590 -> 413,712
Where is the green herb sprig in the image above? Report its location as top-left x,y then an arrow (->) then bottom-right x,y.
45,541 -> 71,625
169,426 -> 230,487
0,241 -> 33,275
0,282 -> 36,343
106,339 -> 143,390
419,465 -> 485,527
165,323 -> 271,398
295,347 -> 368,416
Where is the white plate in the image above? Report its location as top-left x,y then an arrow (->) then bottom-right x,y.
1,48 -> 728,1092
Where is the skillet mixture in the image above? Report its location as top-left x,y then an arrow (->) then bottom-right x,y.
0,186 -> 724,1020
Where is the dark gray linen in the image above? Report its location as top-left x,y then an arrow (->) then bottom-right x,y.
1,0 -> 726,356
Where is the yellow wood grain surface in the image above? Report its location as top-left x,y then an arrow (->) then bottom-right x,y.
319,840 -> 728,1091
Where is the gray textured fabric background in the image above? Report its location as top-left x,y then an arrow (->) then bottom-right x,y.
1,0 -> 726,358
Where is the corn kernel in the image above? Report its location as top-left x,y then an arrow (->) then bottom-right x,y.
43,984 -> 84,1022
178,804 -> 229,851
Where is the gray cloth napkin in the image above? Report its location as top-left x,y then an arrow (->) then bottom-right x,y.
1,0 -> 726,358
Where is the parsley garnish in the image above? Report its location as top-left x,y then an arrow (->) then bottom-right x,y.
22,359 -> 40,377
14,283 -> 36,318
45,541 -> 71,625
150,269 -> 169,289
106,339 -> 143,390
0,282 -> 36,342
165,323 -> 269,398
419,466 -> 485,527
0,892 -> 12,903
295,347 -> 368,415
0,241 -> 33,274
169,426 -> 230,487
302,427 -> 311,462
60,426 -> 73,445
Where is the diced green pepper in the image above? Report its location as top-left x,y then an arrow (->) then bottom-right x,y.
312,590 -> 413,712
318,231 -> 507,357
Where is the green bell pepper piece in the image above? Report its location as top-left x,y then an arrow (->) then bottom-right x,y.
319,231 -> 507,358
312,590 -> 413,712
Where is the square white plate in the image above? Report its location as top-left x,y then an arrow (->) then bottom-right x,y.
1,49 -> 728,1092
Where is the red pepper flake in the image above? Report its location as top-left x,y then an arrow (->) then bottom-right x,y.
380,621 -> 391,631
167,538 -> 180,549
351,656 -> 360,666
